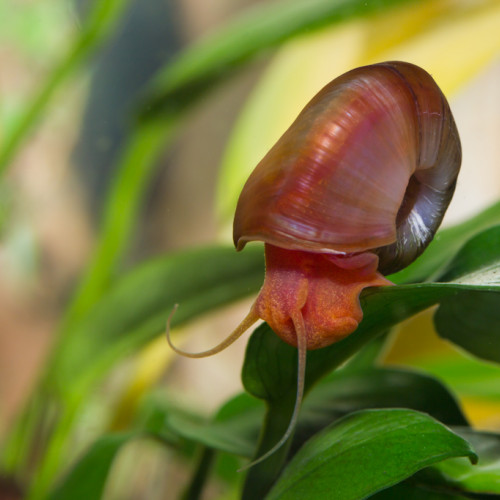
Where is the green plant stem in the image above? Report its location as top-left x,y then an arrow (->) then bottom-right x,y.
25,399 -> 81,500
0,389 -> 58,489
181,448 -> 216,500
242,400 -> 296,500
0,0 -> 131,173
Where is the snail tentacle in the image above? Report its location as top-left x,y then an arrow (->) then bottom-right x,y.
165,305 -> 259,358
238,310 -> 307,471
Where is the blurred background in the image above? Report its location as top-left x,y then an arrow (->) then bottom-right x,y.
0,0 -> 256,431
1,0 -> 500,497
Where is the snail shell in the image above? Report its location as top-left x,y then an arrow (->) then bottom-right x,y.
233,61 -> 461,275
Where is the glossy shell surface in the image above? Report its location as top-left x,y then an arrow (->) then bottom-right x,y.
233,61 -> 461,275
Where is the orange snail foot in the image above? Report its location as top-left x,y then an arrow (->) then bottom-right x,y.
165,242 -> 391,470
254,243 -> 392,350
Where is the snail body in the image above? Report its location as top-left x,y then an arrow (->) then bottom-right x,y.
167,61 -> 461,466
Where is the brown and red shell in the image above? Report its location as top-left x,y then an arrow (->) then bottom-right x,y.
233,61 -> 461,275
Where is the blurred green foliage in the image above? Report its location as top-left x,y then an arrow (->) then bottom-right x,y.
1,0 -> 500,499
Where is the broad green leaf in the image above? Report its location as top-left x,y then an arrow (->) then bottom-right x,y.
158,366 -> 467,459
289,366 -> 469,459
139,394 -> 261,458
437,225 -> 500,283
50,245 -> 264,391
300,367 -> 468,430
50,433 -> 131,500
140,0 -> 416,120
165,405 -> 261,458
266,409 -> 477,500
435,292 -> 500,364
392,201 -> 500,284
415,354 -> 500,402
242,323 -> 298,402
342,333 -> 389,371
420,428 -> 500,495
433,226 -> 500,364
370,481 -> 469,499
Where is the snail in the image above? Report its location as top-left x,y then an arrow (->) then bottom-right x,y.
167,61 -> 461,467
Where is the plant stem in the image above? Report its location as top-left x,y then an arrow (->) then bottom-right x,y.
181,448 -> 215,500
25,399 -> 80,500
241,400 -> 295,500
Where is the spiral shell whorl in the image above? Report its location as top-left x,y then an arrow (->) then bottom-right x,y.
374,63 -> 461,274
233,62 -> 461,274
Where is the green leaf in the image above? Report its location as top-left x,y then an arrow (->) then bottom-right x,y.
242,323 -> 298,402
370,481 -> 469,499
415,354 -> 500,401
50,245 -> 264,391
289,367 -> 469,459
435,291 -> 500,364
153,366 -> 467,459
165,403 -> 261,458
299,367 -> 468,435
342,334 -> 389,371
419,428 -> 500,496
437,225 -> 500,283
140,395 -> 259,457
391,201 -> 500,284
140,0 -> 416,120
433,226 -> 500,364
266,409 -> 477,500
49,433 -> 131,500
